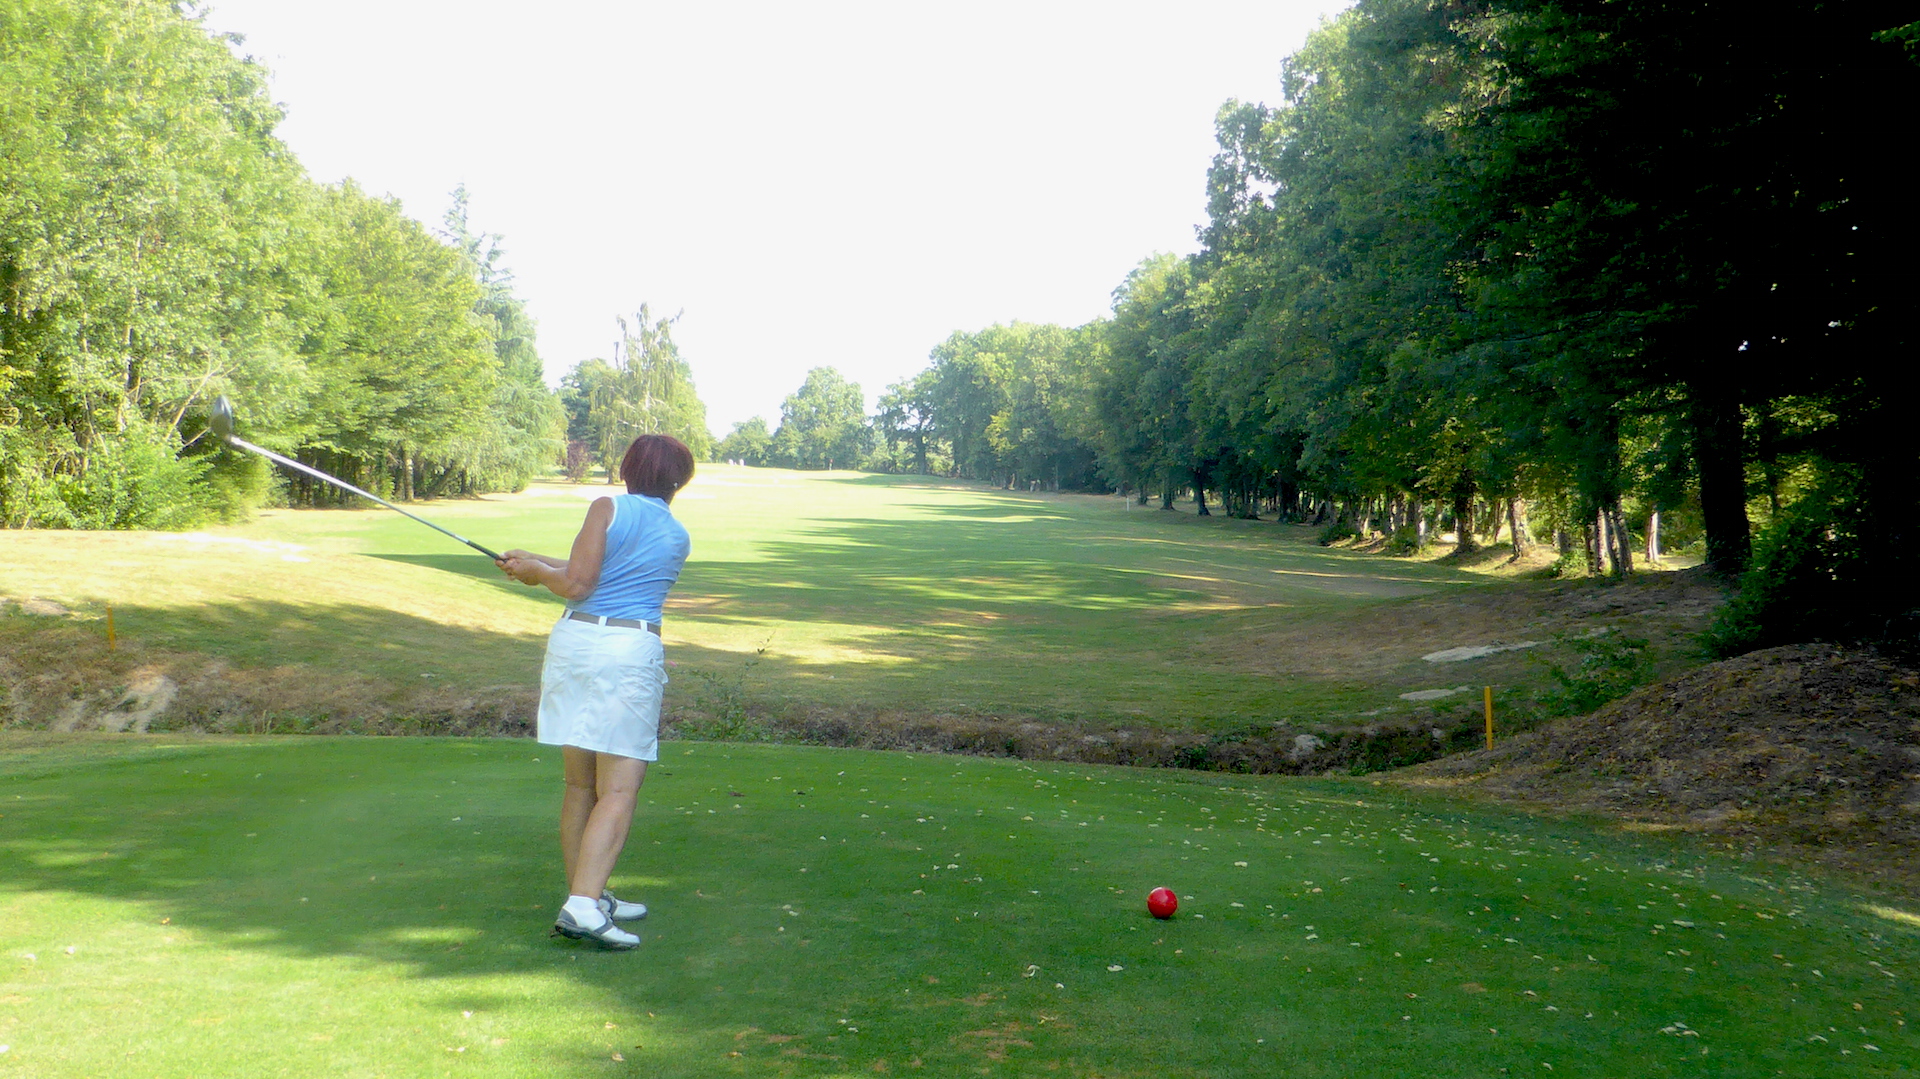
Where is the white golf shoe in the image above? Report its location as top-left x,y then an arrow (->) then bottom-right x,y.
600,891 -> 648,921
553,906 -> 640,949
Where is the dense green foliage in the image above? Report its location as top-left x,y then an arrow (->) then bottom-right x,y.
715,415 -> 772,466
767,366 -> 869,470
858,0 -> 1918,650
1,0 -> 564,526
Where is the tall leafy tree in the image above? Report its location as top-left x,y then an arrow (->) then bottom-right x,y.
564,305 -> 713,480
281,181 -> 496,505
769,367 -> 869,470
430,186 -> 565,494
872,372 -> 939,474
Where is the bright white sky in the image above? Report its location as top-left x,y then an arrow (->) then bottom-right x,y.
204,0 -> 1350,432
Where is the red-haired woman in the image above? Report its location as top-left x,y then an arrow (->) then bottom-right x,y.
497,434 -> 696,949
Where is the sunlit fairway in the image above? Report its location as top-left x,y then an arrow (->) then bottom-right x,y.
1,734 -> 1913,1077
0,467 -> 1512,731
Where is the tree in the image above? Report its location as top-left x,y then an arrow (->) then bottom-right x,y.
562,305 -> 713,481
428,185 -> 565,495
282,181 -> 497,505
716,416 -> 772,465
769,367 -> 869,470
873,373 -> 939,474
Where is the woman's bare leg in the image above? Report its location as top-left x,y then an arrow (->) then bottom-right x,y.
568,751 -> 647,899
560,746 -> 599,888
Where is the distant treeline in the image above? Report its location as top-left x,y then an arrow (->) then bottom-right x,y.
724,0 -> 1918,651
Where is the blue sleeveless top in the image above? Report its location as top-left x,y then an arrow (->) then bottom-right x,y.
568,494 -> 689,623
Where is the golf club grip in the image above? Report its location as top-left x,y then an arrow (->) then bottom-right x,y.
228,436 -> 500,561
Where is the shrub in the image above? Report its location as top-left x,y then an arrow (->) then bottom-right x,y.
54,421 -> 210,529
1702,495 -> 1867,658
200,452 -> 272,523
1534,630 -> 1653,717
564,440 -> 595,482
1317,520 -> 1357,546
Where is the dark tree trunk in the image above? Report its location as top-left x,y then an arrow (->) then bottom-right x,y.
1507,498 -> 1529,560
1688,381 -> 1751,573
1451,483 -> 1477,554
1193,473 -> 1210,516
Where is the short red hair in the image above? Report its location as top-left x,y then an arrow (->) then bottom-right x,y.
620,435 -> 696,501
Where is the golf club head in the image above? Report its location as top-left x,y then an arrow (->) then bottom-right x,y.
210,395 -> 235,442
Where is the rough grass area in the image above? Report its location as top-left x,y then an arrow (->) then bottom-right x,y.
1392,644 -> 1920,897
0,469 -> 1723,773
1,734 -> 1915,1077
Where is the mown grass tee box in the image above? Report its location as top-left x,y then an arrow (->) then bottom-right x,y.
1,735 -> 1913,1077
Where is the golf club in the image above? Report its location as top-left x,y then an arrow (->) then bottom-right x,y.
209,395 -> 503,561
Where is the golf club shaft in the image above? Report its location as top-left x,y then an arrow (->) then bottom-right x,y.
225,435 -> 502,561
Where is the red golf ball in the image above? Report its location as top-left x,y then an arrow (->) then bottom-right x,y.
1147,887 -> 1178,919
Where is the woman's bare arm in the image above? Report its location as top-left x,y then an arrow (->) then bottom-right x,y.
499,498 -> 613,601
500,550 -> 568,570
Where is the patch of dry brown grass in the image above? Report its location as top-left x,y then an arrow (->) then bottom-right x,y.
0,616 -> 533,737
1388,643 -> 1920,898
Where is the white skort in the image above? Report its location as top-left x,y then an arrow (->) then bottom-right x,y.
536,615 -> 665,761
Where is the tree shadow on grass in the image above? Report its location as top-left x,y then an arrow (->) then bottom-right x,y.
365,551 -> 528,585
687,509 -> 1454,618
0,734 -> 915,1075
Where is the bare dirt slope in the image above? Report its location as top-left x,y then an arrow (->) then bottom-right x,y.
1391,643 -> 1920,896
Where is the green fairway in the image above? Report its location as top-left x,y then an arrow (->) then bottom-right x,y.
0,467 -> 1704,737
2,734 -> 1913,1077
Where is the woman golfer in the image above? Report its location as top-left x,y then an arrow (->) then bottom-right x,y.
497,434 -> 695,949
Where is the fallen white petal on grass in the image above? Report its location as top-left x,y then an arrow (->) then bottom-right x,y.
1107,965 -> 1124,972
1399,686 -> 1473,701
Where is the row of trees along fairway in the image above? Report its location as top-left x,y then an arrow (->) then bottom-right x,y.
724,1 -> 1915,654
0,0 -> 671,526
